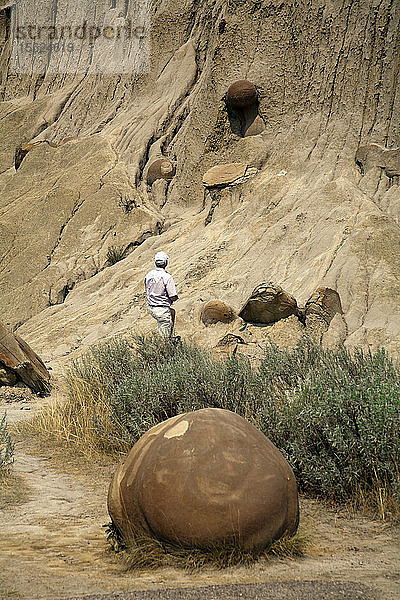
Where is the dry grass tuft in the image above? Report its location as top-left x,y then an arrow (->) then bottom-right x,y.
14,380 -> 129,460
106,245 -> 126,266
351,478 -> 400,521
104,522 -> 309,571
0,472 -> 31,509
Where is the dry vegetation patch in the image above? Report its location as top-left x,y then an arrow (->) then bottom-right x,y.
14,386 -> 129,461
14,334 -> 400,526
116,530 -> 309,571
0,472 -> 31,509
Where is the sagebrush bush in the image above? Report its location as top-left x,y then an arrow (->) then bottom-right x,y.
0,413 -> 14,471
110,335 -> 259,441
254,342 -> 400,508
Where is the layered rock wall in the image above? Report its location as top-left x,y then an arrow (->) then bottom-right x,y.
0,0 -> 399,363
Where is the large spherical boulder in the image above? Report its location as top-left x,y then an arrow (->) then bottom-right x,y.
200,300 -> 237,325
108,408 -> 299,550
226,80 -> 258,109
147,158 -> 176,185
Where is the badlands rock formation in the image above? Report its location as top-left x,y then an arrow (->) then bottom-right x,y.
108,408 -> 299,550
0,0 -> 399,367
0,321 -> 50,394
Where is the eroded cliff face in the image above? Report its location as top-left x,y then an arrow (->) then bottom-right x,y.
0,0 -> 399,366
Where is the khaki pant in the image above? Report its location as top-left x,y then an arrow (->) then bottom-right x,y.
148,306 -> 173,338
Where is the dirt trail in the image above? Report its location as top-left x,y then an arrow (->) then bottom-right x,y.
0,391 -> 399,600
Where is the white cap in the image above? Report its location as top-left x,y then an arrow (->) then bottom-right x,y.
155,251 -> 169,264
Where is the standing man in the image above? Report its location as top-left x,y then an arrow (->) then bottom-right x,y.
145,251 -> 178,339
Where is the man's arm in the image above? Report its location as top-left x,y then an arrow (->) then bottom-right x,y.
166,276 -> 178,303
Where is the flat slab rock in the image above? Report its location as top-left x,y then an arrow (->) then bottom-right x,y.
0,321 -> 50,395
202,163 -> 257,187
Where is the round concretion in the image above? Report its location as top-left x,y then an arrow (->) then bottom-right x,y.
147,158 -> 176,185
108,408 -> 299,550
238,282 -> 298,324
200,300 -> 237,325
226,80 -> 258,108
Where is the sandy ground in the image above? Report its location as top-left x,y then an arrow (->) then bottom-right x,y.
0,390 -> 399,600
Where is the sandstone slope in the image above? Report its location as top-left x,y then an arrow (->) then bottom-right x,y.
0,0 -> 399,367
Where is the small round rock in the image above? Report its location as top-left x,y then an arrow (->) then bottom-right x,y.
200,300 -> 237,325
147,158 -> 176,186
226,80 -> 258,109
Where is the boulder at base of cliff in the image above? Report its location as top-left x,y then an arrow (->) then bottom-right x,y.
0,321 -> 51,395
200,300 -> 237,325
238,282 -> 299,324
108,408 -> 299,551
304,287 -> 343,323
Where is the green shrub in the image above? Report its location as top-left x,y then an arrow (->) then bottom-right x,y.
110,335 -> 258,441
0,414 -> 14,471
254,340 -> 400,506
66,335 -> 135,399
